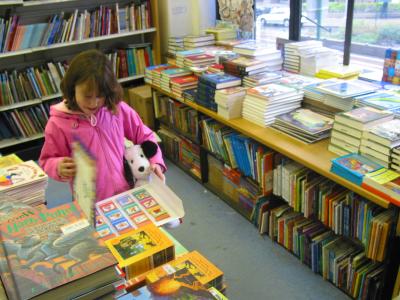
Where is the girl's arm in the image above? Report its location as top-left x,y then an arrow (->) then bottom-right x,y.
121,102 -> 167,172
39,120 -> 71,181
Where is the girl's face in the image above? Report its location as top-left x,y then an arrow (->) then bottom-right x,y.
75,79 -> 105,115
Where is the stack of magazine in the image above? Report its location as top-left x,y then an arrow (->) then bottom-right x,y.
271,108 -> 333,143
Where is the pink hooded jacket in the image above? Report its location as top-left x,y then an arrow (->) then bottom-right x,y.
39,100 -> 166,202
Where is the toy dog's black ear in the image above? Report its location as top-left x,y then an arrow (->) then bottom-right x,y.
141,141 -> 158,159
123,157 -> 135,188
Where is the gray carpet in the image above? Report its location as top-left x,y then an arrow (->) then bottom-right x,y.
46,160 -> 349,300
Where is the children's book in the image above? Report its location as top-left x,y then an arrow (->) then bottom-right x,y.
73,139 -> 96,225
105,223 -> 175,279
355,91 -> 400,111
0,160 -> 46,191
247,83 -> 299,100
366,119 -> 400,146
335,107 -> 394,130
95,173 -> 185,238
362,168 -> 400,206
0,154 -> 22,169
315,80 -> 377,98
0,202 -> 118,300
331,153 -> 383,185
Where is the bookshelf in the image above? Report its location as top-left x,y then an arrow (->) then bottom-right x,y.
0,0 -> 160,157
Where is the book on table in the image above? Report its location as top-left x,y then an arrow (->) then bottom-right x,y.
363,119 -> 400,148
362,168 -> 400,206
334,107 -> 394,131
0,202 -> 119,300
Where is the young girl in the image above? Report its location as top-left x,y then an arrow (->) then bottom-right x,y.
39,49 -> 166,202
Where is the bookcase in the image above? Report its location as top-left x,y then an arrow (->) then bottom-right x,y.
0,0 -> 160,159
149,83 -> 400,299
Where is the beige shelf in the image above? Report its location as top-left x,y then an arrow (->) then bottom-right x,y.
0,133 -> 44,149
149,84 -> 391,209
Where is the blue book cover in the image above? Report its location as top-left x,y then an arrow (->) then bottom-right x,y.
200,73 -> 241,88
126,49 -> 133,75
29,23 -> 47,48
20,24 -> 34,50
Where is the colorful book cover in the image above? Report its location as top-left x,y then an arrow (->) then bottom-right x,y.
247,83 -> 297,99
105,223 -> 174,269
170,75 -> 198,85
275,109 -> 333,134
121,268 -> 217,299
200,73 -> 241,87
0,154 -> 22,169
0,202 -> 117,300
0,160 -> 46,190
368,119 -> 400,142
355,92 -> 400,110
217,86 -> 247,96
341,107 -> 393,124
315,80 -> 376,98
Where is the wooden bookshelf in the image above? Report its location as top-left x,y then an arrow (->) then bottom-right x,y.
149,84 -> 391,209
0,133 -> 44,149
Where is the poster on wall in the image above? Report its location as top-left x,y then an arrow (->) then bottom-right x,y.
218,0 -> 254,34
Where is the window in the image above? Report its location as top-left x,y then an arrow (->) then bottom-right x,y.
255,0 -> 290,42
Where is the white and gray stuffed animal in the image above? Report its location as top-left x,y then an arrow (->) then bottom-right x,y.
123,140 -> 158,188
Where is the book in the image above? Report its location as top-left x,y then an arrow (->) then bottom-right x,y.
0,202 -> 118,300
105,223 -> 175,279
362,168 -> 400,205
331,153 -> 383,185
315,80 -> 376,98
334,107 -> 394,131
364,119 -> 400,148
73,139 -> 96,225
200,73 -> 241,89
0,153 -> 22,169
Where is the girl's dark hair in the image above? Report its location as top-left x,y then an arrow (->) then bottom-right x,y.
60,49 -> 123,113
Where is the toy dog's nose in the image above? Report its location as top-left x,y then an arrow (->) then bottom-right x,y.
138,166 -> 145,172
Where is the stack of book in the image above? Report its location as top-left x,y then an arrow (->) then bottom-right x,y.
207,63 -> 225,74
167,36 -> 185,56
170,75 -> 199,98
271,108 -> 334,143
183,34 -> 215,50
392,147 -> 400,171
144,64 -> 168,84
0,160 -> 48,206
182,88 -> 198,102
196,73 -> 241,111
160,68 -> 192,93
361,119 -> 400,168
206,27 -> 237,41
241,83 -> 303,127
233,41 -> 282,63
242,71 -> 282,88
354,91 -> 400,114
315,65 -> 361,80
313,79 -> 378,111
328,107 -> 394,156
215,86 -> 247,119
283,40 -> 323,73
222,56 -> 280,78
299,47 -> 339,76
149,64 -> 176,87
184,53 -> 215,69
176,49 -> 205,67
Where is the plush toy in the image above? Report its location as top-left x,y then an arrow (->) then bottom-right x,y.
123,140 -> 158,188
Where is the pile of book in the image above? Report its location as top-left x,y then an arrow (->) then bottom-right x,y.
170,75 -> 199,98
241,83 -> 303,127
184,53 -> 215,69
160,67 -> 192,93
315,65 -> 361,80
196,73 -> 241,111
146,64 -> 175,87
215,86 -> 247,119
312,79 -> 378,111
271,108 -> 333,143
144,64 -> 168,84
183,34 -> 215,50
242,71 -> 282,88
167,36 -> 185,56
328,106 -> 394,156
283,40 -> 323,73
222,56 -> 281,79
361,119 -> 400,168
176,49 -> 205,67
206,27 -> 237,41
354,90 -> 400,115
233,41 -> 281,64
299,47 -> 339,76
0,160 -> 48,206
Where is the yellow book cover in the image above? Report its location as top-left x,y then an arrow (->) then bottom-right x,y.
105,223 -> 175,269
0,154 -> 22,169
318,65 -> 360,78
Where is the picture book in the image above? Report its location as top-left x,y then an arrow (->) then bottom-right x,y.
315,80 -> 377,98
105,223 -> 175,278
72,139 -> 96,225
362,168 -> 400,205
247,83 -> 298,100
331,153 -> 383,185
120,268 -> 218,300
367,119 -> 400,144
0,160 -> 46,191
95,174 -> 185,239
0,154 -> 22,169
335,107 -> 393,130
0,202 -> 118,300
274,109 -> 333,135
355,91 -> 400,111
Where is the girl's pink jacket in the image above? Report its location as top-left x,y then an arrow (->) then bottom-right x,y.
39,101 -> 166,202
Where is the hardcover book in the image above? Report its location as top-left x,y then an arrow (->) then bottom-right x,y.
0,202 -> 118,300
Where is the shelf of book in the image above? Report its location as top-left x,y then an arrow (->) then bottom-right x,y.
22,0 -> 82,6
0,93 -> 62,112
0,132 -> 44,149
158,118 -> 199,145
149,84 -> 391,209
0,28 -> 157,60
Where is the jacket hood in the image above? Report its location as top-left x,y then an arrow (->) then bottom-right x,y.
50,101 -> 100,126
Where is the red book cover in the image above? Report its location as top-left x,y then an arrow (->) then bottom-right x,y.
171,75 -> 198,85
118,49 -> 129,78
143,48 -> 150,67
0,202 -> 117,300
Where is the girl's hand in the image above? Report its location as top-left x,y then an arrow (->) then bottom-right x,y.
58,157 -> 76,179
151,163 -> 165,183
